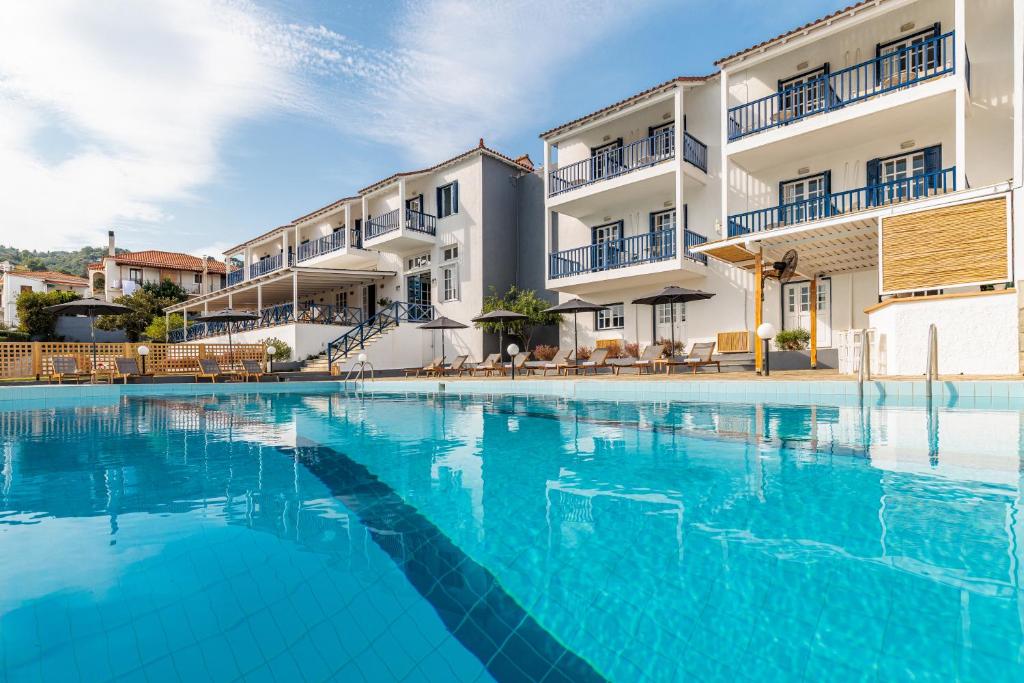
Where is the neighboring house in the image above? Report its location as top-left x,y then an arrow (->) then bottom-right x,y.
0,262 -> 89,328
87,231 -> 227,301
165,141 -> 546,366
542,0 -> 1024,376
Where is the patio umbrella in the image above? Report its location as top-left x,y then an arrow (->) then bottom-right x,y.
192,308 -> 258,366
471,309 -> 527,361
418,316 -> 468,365
632,286 -> 715,359
545,299 -> 607,364
44,297 -> 131,370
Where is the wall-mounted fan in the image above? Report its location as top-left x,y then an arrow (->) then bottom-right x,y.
760,249 -> 798,300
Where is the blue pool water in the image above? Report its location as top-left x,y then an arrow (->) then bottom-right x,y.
2,387 -> 1024,681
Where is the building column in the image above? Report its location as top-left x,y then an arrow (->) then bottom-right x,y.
228,294 -> 233,309
543,139 -> 554,283
673,87 -> 685,260
182,307 -> 188,336
954,0 -> 967,190
282,231 -> 290,266
398,178 -> 407,229
257,284 -> 263,312
754,249 -> 763,373
292,271 -> 299,317
809,276 -> 818,370
165,311 -> 170,343
344,203 -> 352,245
719,68 -> 730,240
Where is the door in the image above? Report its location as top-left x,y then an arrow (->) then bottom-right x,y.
364,284 -> 376,318
592,221 -> 622,270
406,194 -> 424,228
879,150 -> 926,203
591,140 -> 623,180
783,279 -> 831,347
406,272 -> 431,320
649,210 -> 675,259
654,303 -> 685,348
879,31 -> 938,86
780,175 -> 828,225
779,67 -> 827,119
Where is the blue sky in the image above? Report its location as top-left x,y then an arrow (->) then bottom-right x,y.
0,0 -> 841,256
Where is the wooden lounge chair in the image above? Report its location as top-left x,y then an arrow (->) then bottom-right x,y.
113,357 -> 144,384
666,341 -> 721,374
198,358 -> 242,383
49,356 -> 94,384
613,344 -> 665,375
566,347 -> 610,375
471,353 -> 501,376
440,355 -> 469,377
240,359 -> 277,382
526,348 -> 575,376
404,357 -> 443,377
500,352 -> 530,376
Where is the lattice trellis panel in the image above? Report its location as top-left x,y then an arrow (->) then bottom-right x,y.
0,342 -> 266,378
0,343 -> 34,379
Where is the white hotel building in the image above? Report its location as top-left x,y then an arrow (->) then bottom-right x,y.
542,0 -> 1024,376
166,142 -> 545,370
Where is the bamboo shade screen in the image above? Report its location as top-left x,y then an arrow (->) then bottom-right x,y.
881,197 -> 1009,293
717,331 -> 753,353
0,342 -> 266,379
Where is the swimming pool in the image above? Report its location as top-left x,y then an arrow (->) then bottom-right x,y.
2,385 -> 1023,681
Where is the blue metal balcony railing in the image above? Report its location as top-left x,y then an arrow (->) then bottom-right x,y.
548,130 -> 707,197
728,31 -> 956,141
226,269 -> 244,286
548,226 -> 708,279
249,253 -> 292,279
327,301 -> 435,367
169,302 -> 363,342
728,167 -> 956,237
297,230 -> 345,262
365,208 -> 438,240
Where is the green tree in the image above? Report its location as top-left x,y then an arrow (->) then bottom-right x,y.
96,279 -> 189,342
16,290 -> 81,339
143,312 -> 183,342
475,286 -> 560,352
23,257 -> 46,271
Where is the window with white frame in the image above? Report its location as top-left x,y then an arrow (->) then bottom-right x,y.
407,252 -> 431,271
441,244 -> 460,301
437,182 -> 458,218
442,245 -> 459,261
193,273 -> 202,284
335,291 -> 348,309
596,303 -> 624,330
656,302 -> 685,324
129,268 -> 143,284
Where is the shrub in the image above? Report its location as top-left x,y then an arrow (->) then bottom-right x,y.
263,337 -> 292,361
623,342 -> 640,358
532,344 -> 558,361
657,337 -> 685,355
143,313 -> 183,341
601,340 -> 623,358
576,345 -> 592,361
16,289 -> 80,340
775,328 -> 810,350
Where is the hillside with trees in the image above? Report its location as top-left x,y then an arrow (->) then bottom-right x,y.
0,244 -> 125,277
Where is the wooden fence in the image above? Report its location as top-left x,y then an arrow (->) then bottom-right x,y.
0,342 -> 267,379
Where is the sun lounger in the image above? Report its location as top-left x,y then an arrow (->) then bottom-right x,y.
198,358 -> 243,383
565,347 -> 611,375
440,355 -> 469,376
471,353 -> 501,376
113,357 -> 144,384
49,356 -> 94,384
665,341 -> 721,374
612,344 -> 664,375
404,357 -> 443,377
526,348 -> 575,376
240,359 -> 278,382
500,352 -> 530,376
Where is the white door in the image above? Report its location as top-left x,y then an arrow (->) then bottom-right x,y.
879,151 -> 926,203
783,279 -> 831,347
654,302 -> 685,350
781,175 -> 827,224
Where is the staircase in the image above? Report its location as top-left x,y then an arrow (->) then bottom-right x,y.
300,353 -> 332,373
326,302 -> 435,372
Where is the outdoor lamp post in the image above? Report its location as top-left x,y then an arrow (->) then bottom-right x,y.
507,343 -> 519,380
357,353 -> 367,363
137,345 -> 150,376
757,322 -> 776,377
265,345 -> 276,372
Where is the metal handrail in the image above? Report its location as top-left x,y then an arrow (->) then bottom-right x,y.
925,323 -> 938,401
296,230 -> 345,262
326,301 -> 435,367
168,302 -> 362,342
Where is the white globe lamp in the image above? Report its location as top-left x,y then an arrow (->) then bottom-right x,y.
137,344 -> 150,376
265,344 -> 276,372
507,343 -> 520,380
756,322 -> 776,376
358,353 -> 367,363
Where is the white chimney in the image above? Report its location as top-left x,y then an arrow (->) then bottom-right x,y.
202,256 -> 209,294
107,230 -> 115,257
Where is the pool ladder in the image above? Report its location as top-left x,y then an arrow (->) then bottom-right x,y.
925,323 -> 938,403
343,358 -> 375,387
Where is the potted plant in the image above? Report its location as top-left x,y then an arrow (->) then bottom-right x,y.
774,328 -> 811,351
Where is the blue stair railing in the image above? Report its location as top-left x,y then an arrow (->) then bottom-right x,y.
327,301 -> 435,369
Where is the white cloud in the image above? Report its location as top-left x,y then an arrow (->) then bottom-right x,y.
0,0 -> 663,251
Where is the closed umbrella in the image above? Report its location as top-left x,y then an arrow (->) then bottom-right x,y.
192,308 -> 259,367
418,316 -> 468,365
546,299 -> 606,364
471,309 -> 527,361
632,286 -> 715,359
45,297 -> 131,371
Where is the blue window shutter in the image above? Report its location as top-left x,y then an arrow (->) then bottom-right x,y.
436,187 -> 442,215
866,159 -> 881,206
648,212 -> 655,232
924,145 -> 942,190
452,181 -> 459,213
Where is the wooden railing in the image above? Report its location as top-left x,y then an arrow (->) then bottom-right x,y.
0,342 -> 267,379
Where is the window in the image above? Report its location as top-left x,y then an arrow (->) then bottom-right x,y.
129,268 -> 143,284
591,221 -> 622,269
194,273 -> 202,284
648,122 -> 674,158
778,65 -> 828,118
867,146 -> 941,204
596,303 -> 624,330
779,173 -> 829,224
442,264 -> 459,301
656,303 -> 685,324
437,182 -> 459,218
407,252 -> 431,271
591,140 -> 623,179
443,245 -> 459,261
877,25 -> 941,86
335,291 -> 348,309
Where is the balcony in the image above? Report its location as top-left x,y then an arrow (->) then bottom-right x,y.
728,32 -> 956,142
548,130 -> 707,198
249,253 -> 291,279
226,269 -> 244,287
548,226 -> 707,280
364,208 -> 437,253
295,229 -> 378,270
170,302 -> 363,342
728,167 -> 956,237
297,231 -> 344,262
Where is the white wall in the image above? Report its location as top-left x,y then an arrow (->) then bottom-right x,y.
869,290 -> 1018,375
195,323 -> 355,361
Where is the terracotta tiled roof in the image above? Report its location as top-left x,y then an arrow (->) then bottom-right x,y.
715,0 -> 880,66
87,251 -> 227,274
292,196 -> 360,224
538,75 -> 715,139
359,139 -> 535,194
9,270 -> 89,286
